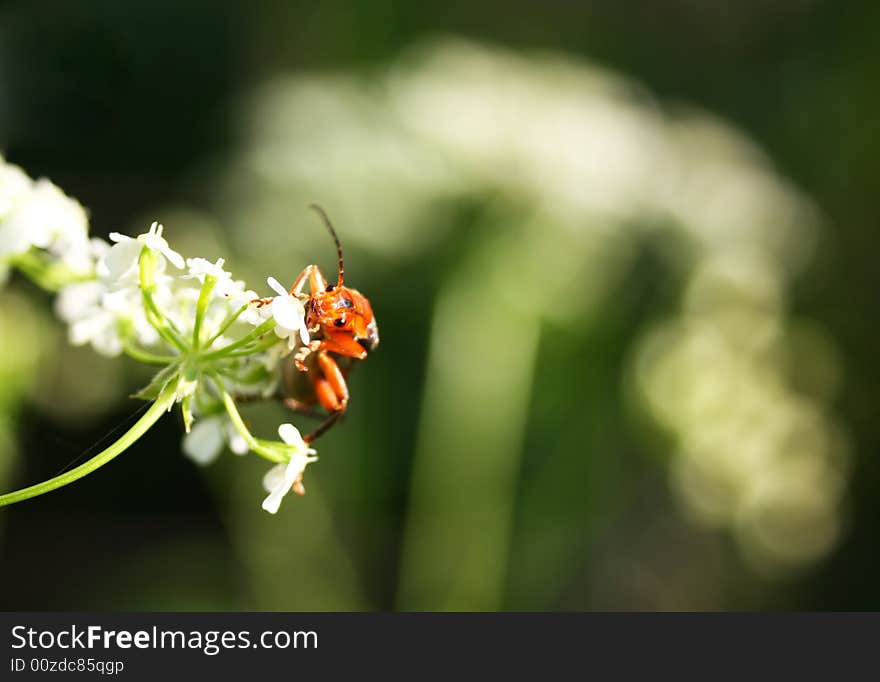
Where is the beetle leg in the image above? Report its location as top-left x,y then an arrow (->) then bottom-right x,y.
289,264 -> 328,297
288,266 -> 310,296
253,264 -> 326,306
311,374 -> 341,412
295,339 -> 322,372
280,397 -> 326,420
300,351 -> 349,443
235,389 -> 326,420
319,333 -> 368,360
295,331 -> 364,373
310,351 -> 348,412
317,350 -> 350,407
310,266 -> 328,294
303,411 -> 343,444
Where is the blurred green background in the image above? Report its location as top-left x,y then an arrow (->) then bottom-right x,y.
1,0 -> 879,610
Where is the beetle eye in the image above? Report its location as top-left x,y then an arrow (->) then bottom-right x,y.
333,318 -> 345,327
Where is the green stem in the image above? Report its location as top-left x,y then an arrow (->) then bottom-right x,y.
11,250 -> 94,291
201,319 -> 276,360
142,288 -> 188,352
0,382 -> 178,508
221,335 -> 281,358
123,344 -> 179,365
216,381 -> 284,463
138,248 -> 188,352
192,275 -> 217,350
204,304 -> 249,348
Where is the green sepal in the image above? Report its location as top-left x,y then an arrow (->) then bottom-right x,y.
181,394 -> 194,433
131,363 -> 181,401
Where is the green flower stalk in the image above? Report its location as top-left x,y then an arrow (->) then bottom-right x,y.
0,381 -> 178,507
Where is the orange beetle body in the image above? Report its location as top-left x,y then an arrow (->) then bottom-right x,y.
279,206 -> 378,442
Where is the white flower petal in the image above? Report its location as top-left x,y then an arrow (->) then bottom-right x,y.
101,239 -> 142,283
229,431 -> 249,456
278,423 -> 304,447
186,257 -> 237,298
0,219 -> 35,256
0,161 -> 33,219
266,276 -> 288,297
262,460 -> 295,514
93,330 -> 123,357
186,257 -> 210,276
141,230 -> 165,252
277,423 -> 317,456
186,257 -> 226,279
54,281 -> 103,322
262,462 -> 288,494
272,296 -> 305,330
161,245 -> 185,269
261,487 -> 286,515
182,418 -> 225,465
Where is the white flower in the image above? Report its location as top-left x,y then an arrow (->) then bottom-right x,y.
0,158 -> 32,219
261,423 -> 318,513
65,236 -> 111,277
28,181 -> 91,270
0,165 -> 90,263
182,415 -> 249,465
185,257 -> 237,296
55,280 -> 104,323
55,276 -> 160,356
98,231 -> 175,292
224,280 -> 264,326
55,280 -> 124,356
102,286 -> 160,344
70,221 -> 184,354
108,221 -> 185,270
262,276 -> 310,349
0,163 -> 36,257
99,236 -> 143,285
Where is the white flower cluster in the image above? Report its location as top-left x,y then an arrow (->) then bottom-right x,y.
0,155 -> 96,283
56,221 -> 256,357
0,155 -> 318,514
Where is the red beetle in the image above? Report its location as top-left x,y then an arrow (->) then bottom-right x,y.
276,205 -> 379,442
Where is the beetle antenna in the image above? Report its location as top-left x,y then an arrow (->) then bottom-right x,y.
308,204 -> 344,287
